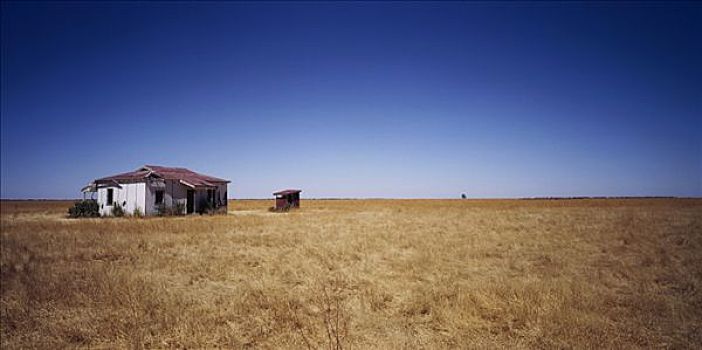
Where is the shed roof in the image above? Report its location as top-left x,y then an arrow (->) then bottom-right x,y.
93,165 -> 229,188
273,189 -> 302,196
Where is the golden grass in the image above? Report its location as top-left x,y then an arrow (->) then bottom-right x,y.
1,198 -> 701,348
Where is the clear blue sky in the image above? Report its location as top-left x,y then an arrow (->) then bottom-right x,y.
1,2 -> 700,199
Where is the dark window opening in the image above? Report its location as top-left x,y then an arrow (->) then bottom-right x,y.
107,188 -> 114,205
155,190 -> 164,205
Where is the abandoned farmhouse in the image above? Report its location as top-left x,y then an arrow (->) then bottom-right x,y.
82,165 -> 229,216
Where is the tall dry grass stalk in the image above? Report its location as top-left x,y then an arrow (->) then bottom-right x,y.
1,199 -> 701,348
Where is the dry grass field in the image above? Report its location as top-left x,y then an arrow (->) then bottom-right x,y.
1,198 -> 701,349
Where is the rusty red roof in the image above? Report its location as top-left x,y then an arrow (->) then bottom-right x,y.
273,189 -> 301,196
95,165 -> 229,188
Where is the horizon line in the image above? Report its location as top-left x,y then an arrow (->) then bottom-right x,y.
1,196 -> 698,201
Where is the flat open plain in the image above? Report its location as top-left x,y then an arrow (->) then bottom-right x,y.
1,199 -> 701,348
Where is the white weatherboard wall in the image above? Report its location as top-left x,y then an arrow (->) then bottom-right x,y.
97,183 -> 146,216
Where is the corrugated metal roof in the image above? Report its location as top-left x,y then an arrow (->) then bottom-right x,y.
273,189 -> 301,196
94,165 -> 230,188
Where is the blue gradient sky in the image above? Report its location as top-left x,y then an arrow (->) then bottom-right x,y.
1,2 -> 700,199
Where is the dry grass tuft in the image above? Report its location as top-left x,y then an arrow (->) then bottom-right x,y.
1,198 -> 701,348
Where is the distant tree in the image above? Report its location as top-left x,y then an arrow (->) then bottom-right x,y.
461,193 -> 467,199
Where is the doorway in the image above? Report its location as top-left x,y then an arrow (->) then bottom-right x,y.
187,190 -> 194,214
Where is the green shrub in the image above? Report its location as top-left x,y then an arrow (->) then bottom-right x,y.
111,203 -> 125,217
156,201 -> 186,216
198,198 -> 214,215
68,200 -> 100,218
132,207 -> 143,217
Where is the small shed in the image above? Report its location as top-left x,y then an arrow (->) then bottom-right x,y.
273,189 -> 301,211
